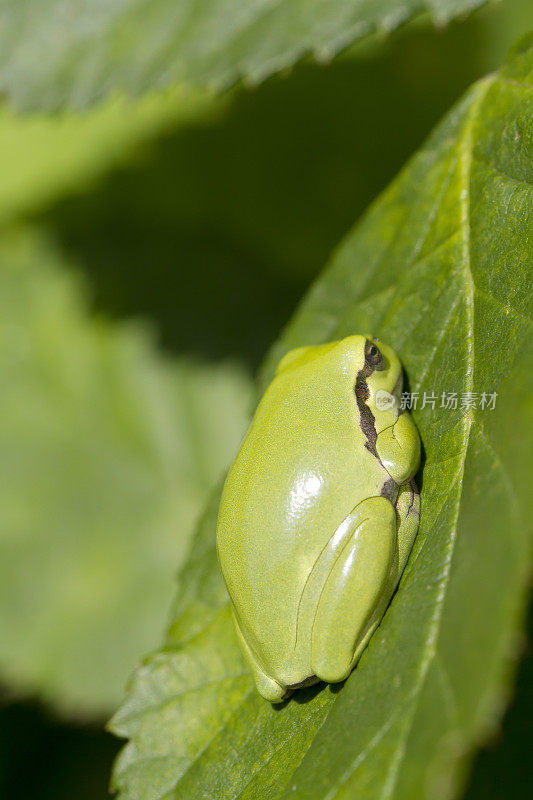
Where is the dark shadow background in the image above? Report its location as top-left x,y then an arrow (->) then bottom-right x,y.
2,3 -> 531,797
39,13 -> 510,369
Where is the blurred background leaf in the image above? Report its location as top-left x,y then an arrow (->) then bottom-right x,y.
109,30 -> 533,800
0,227 -> 251,716
0,0 -> 488,111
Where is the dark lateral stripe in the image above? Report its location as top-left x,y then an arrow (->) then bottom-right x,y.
354,360 -> 379,459
380,477 -> 398,501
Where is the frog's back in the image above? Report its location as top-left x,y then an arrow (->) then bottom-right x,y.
216,338 -> 389,686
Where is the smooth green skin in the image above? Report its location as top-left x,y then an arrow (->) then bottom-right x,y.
216,335 -> 421,702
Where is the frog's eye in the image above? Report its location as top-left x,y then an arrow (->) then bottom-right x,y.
365,340 -> 383,369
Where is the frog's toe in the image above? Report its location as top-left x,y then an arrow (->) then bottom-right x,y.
313,661 -> 352,686
255,673 -> 290,703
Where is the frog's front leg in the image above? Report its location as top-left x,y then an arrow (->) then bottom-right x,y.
376,411 -> 420,484
231,608 -> 288,703
311,496 -> 396,684
396,479 -> 420,571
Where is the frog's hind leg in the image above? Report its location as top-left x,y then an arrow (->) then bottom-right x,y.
231,609 -> 289,703
342,482 -> 421,674
311,496 -> 397,685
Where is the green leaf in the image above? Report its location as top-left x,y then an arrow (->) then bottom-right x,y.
110,34 -> 533,800
0,0 -> 488,111
0,227 -> 252,716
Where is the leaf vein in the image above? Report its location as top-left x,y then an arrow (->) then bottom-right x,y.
377,76 -> 494,800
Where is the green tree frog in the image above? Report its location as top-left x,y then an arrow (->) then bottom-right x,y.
216,335 -> 421,702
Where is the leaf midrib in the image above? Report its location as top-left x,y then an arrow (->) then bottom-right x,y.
356,73 -> 494,800
281,74 -> 493,800
171,74 -> 490,800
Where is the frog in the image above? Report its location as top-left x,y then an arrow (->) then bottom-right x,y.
216,335 -> 421,702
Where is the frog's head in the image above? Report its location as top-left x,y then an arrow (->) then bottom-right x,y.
351,335 -> 403,415
275,334 -> 404,417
